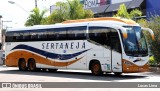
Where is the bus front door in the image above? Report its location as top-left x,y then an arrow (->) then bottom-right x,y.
111,35 -> 122,73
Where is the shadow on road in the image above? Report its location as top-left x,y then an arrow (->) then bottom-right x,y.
0,67 -> 148,81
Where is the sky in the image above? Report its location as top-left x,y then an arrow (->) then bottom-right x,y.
0,0 -> 64,29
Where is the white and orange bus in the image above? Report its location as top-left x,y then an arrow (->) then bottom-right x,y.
5,17 -> 154,75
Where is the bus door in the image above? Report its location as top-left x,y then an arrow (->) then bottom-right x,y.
110,31 -> 122,73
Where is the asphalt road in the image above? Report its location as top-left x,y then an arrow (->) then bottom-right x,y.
0,65 -> 160,82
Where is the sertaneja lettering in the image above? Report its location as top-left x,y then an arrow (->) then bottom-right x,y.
42,42 -> 86,50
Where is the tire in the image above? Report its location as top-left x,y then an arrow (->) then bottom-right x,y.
18,59 -> 27,71
91,61 -> 102,76
28,59 -> 37,71
48,69 -> 58,72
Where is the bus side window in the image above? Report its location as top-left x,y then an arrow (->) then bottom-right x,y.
67,26 -> 87,40
67,28 -> 76,40
57,28 -> 67,40
88,27 -> 111,47
6,32 -> 14,42
23,31 -> 30,41
37,30 -> 47,41
14,32 -> 21,42
47,28 -> 67,41
47,29 -> 56,40
31,33 -> 38,41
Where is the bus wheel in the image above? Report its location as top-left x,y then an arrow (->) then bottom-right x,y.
114,72 -> 122,76
28,59 -> 37,71
18,59 -> 27,71
91,61 -> 102,76
48,69 -> 58,72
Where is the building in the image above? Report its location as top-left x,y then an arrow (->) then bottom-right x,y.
50,0 -> 160,19
0,15 -> 2,50
146,0 -> 160,18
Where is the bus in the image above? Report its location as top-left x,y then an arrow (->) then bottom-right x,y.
5,17 -> 154,75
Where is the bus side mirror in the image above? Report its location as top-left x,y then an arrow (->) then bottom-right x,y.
142,28 -> 155,40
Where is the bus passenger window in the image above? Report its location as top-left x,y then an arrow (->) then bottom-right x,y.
88,27 -> 112,48
6,32 -> 14,42
57,28 -> 67,40
30,33 -> 38,40
47,29 -> 56,40
23,32 -> 30,41
67,26 -> 87,40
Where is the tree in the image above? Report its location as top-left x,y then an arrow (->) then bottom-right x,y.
114,4 -> 142,19
138,17 -> 160,65
25,8 -> 47,26
46,0 -> 94,24
45,2 -> 68,24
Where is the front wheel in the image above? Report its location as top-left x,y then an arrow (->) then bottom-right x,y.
91,61 -> 102,76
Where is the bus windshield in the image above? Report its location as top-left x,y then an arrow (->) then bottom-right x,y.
123,26 -> 148,56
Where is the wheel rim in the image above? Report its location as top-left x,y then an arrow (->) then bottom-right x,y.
29,60 -> 35,71
20,61 -> 26,70
93,64 -> 100,74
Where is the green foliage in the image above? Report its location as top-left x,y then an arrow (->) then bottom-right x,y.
46,0 -> 94,24
138,17 -> 160,64
25,0 -> 93,25
25,8 -> 47,26
114,4 -> 142,19
149,56 -> 155,65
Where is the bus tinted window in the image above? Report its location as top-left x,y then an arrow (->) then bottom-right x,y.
30,30 -> 47,41
6,32 -> 14,42
6,26 -> 87,42
22,31 -> 30,41
89,27 -> 113,47
47,28 -> 67,40
67,26 -> 87,40
56,28 -> 67,40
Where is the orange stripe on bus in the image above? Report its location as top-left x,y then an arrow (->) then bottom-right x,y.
6,50 -> 83,67
122,59 -> 149,73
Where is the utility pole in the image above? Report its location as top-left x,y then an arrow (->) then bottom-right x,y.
35,0 -> 37,8
0,15 -> 2,50
1,20 -> 12,50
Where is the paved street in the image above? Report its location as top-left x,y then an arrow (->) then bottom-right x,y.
0,65 -> 160,91
0,65 -> 160,82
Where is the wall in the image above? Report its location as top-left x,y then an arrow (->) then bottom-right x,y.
146,0 -> 160,19
83,0 -> 110,9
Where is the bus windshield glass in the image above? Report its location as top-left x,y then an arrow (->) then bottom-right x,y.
123,26 -> 148,56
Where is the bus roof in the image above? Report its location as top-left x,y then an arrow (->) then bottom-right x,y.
7,17 -> 139,32
63,17 -> 137,25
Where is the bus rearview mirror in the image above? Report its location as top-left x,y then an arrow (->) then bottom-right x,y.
142,28 -> 155,40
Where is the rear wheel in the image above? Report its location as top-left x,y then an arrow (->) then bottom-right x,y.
28,59 -> 37,71
91,61 -> 102,76
18,59 -> 27,71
